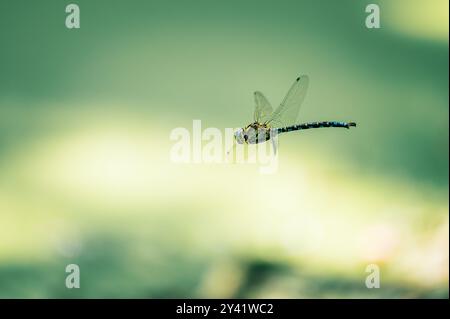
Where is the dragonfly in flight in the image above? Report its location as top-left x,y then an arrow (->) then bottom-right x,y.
233,75 -> 356,153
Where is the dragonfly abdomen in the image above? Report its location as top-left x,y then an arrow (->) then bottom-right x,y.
276,121 -> 356,134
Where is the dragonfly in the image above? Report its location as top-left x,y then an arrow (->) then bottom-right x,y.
233,75 -> 356,153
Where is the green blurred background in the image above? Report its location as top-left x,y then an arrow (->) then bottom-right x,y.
0,0 -> 448,298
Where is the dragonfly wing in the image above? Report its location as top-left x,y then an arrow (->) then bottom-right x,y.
253,91 -> 273,123
267,75 -> 309,127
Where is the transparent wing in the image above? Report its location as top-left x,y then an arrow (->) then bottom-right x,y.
253,91 -> 273,123
267,75 -> 309,127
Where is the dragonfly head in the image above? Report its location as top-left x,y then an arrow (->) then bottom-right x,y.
234,128 -> 246,144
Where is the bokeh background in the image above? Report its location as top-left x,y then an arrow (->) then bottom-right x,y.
0,0 -> 448,298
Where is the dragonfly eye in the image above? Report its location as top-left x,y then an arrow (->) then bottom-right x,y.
234,128 -> 246,144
